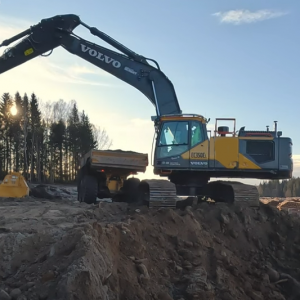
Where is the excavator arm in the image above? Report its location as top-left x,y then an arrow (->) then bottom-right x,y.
0,14 -> 181,116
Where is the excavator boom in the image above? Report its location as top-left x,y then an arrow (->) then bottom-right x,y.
0,14 -> 181,117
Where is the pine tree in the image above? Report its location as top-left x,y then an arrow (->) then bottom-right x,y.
29,93 -> 42,182
49,119 -> 66,182
79,110 -> 97,155
12,92 -> 23,171
67,103 -> 80,181
0,91 -> 113,183
0,93 -> 13,173
22,93 -> 30,179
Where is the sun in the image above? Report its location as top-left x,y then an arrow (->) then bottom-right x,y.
10,105 -> 17,116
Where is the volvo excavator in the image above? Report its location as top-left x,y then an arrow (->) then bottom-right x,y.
0,14 -> 293,208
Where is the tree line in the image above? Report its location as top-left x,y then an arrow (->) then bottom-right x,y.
258,177 -> 300,197
0,91 -> 112,183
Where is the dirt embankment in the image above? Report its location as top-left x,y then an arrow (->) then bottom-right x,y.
1,196 -> 300,300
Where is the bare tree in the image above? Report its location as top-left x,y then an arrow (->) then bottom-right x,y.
92,124 -> 113,149
53,99 -> 76,123
39,100 -> 53,127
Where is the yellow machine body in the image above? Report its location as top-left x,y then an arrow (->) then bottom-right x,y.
153,115 -> 292,181
0,172 -> 30,198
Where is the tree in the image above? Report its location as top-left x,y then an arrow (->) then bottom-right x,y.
0,92 -> 113,184
22,93 -> 30,178
67,103 -> 80,181
92,124 -> 113,149
0,93 -> 13,173
79,110 -> 97,155
29,93 -> 42,182
49,119 -> 66,182
258,177 -> 300,198
12,92 -> 23,171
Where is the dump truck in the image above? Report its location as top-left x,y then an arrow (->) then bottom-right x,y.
77,149 -> 148,203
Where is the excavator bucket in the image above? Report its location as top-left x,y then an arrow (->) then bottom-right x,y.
0,172 -> 29,198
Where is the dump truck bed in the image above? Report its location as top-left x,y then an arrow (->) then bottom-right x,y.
81,149 -> 148,174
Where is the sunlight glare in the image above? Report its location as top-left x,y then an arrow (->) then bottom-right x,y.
10,105 -> 17,116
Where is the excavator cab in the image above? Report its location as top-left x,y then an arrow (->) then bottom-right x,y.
153,114 -> 209,173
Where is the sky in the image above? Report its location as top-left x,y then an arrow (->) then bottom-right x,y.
0,0 -> 299,184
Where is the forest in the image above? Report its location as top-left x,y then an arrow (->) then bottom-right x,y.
1,90 -> 299,194
0,91 -> 112,183
257,177 -> 300,197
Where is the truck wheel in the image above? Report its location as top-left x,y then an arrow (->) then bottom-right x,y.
78,174 -> 98,204
123,177 -> 140,203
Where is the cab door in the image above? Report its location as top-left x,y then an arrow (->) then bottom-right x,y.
189,121 -> 209,169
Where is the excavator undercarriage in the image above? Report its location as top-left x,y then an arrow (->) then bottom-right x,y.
127,179 -> 260,209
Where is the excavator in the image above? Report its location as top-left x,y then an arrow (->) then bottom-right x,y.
0,14 -> 293,208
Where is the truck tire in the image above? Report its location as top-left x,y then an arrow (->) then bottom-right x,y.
123,177 -> 140,203
78,174 -> 98,204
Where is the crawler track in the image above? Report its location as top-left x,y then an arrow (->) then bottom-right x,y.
139,179 -> 178,208
204,180 -> 260,207
137,180 -> 260,208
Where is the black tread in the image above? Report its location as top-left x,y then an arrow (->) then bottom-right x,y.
112,177 -> 141,203
80,174 -> 98,204
123,177 -> 140,192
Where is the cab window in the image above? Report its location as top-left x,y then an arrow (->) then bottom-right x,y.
157,121 -> 189,158
191,121 -> 204,147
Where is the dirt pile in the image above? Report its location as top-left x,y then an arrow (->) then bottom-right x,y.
1,197 -> 300,300
29,185 -> 78,201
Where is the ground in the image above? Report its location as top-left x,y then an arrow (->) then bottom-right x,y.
1,187 -> 300,300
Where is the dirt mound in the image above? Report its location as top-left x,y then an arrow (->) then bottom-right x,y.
29,184 -> 77,201
1,197 -> 300,299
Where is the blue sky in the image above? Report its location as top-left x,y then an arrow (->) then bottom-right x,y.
0,0 -> 299,181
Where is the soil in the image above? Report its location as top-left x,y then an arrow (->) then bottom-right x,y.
1,192 -> 300,300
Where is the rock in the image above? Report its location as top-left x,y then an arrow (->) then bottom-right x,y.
229,229 -> 238,239
252,280 -> 262,292
266,266 -> 280,282
261,273 -> 270,284
220,291 -> 234,300
175,265 -> 183,273
139,274 -> 150,284
20,282 -> 35,292
156,292 -> 173,300
41,271 -> 55,283
220,213 -> 230,225
0,289 -> 11,300
37,290 -> 48,300
183,261 -> 193,270
136,264 -> 150,279
9,289 -> 21,300
249,291 -> 264,300
184,240 -> 193,247
177,249 -> 193,260
269,291 -> 286,300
